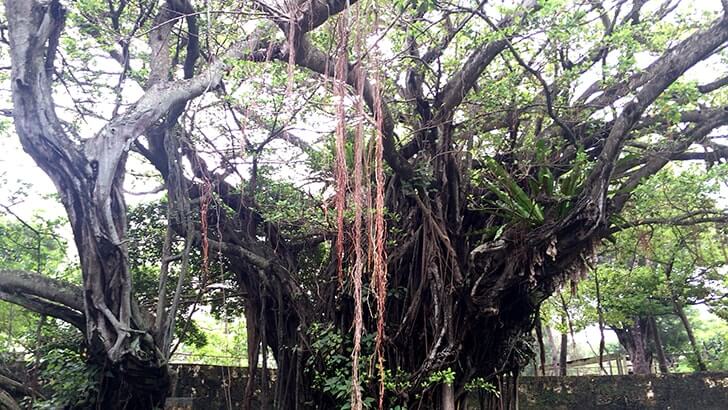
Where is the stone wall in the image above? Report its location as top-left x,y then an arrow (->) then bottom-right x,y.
166,364 -> 272,410
7,359 -> 728,409
167,366 -> 728,409
518,373 -> 728,410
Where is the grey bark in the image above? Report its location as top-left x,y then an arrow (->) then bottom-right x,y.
545,326 -> 559,375
535,312 -> 547,376
614,318 -> 653,375
441,383 -> 455,410
649,316 -> 670,374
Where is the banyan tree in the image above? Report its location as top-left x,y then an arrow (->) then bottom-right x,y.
1,0 -> 728,408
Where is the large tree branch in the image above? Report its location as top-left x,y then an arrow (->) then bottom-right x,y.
698,75 -> 728,93
610,107 -> 728,211
297,0 -> 359,33
614,144 -> 728,178
0,270 -> 83,311
669,148 -> 728,161
0,270 -> 85,330
578,22 -> 727,111
436,0 -> 538,113
146,2 -> 176,88
7,0 -> 87,179
0,290 -> 85,331
9,0 -> 271,212
84,28 -> 273,205
584,14 -> 728,204
0,372 -> 44,400
609,210 -> 728,234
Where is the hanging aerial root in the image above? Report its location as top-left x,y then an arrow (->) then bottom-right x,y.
372,56 -> 388,410
199,176 -> 212,277
349,3 -> 366,409
333,12 -> 349,288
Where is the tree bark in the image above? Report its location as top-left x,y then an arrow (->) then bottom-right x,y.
3,1 -> 728,409
614,318 -> 653,375
594,270 -> 608,375
545,327 -> 559,376
664,258 -> 707,372
441,384 -> 455,410
4,1 -> 171,406
674,304 -> 707,371
649,316 -> 670,374
535,313 -> 547,376
559,316 -> 568,376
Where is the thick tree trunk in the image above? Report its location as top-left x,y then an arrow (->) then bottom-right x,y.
441,384 -> 455,410
594,270 -> 608,375
664,255 -> 708,372
614,318 -> 652,375
545,327 -> 559,375
559,329 -> 568,377
5,2 -> 170,407
96,360 -> 170,409
243,305 -> 260,410
665,259 -> 707,371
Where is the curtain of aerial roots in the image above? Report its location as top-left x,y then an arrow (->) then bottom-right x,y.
333,5 -> 388,409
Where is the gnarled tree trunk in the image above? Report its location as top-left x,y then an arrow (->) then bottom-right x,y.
3,0 -> 208,406
614,317 -> 653,375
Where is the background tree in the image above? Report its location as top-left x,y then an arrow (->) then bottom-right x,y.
537,164 -> 728,375
598,164 -> 728,373
1,0 -> 728,409
0,207 -> 82,408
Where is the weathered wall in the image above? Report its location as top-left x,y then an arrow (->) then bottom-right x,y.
166,365 -> 247,409
518,373 -> 728,410
166,364 -> 274,410
167,366 -> 728,409
7,360 -> 728,409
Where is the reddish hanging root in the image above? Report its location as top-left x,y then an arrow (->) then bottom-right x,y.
350,3 -> 365,409
372,67 -> 388,410
199,177 -> 212,279
350,92 -> 364,410
358,7 -> 387,407
334,14 -> 349,287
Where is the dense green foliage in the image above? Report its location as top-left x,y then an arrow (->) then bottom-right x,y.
540,164 -> 728,373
